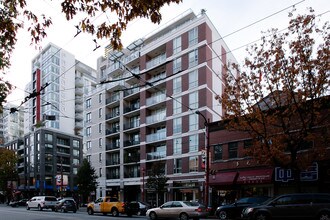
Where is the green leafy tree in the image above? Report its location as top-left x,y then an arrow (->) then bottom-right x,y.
218,9 -> 330,185
75,158 -> 98,204
0,0 -> 182,109
0,148 -> 18,201
146,162 -> 169,207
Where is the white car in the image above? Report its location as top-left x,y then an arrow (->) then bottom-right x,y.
146,201 -> 209,220
26,196 -> 58,211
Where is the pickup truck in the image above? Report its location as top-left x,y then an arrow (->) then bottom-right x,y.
87,197 -> 139,217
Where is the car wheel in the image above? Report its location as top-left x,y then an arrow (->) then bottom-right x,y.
73,209 -> 77,213
112,208 -> 119,217
318,211 -> 330,220
218,210 -> 227,220
87,208 -> 94,215
26,205 -> 30,210
255,212 -> 269,220
38,205 -> 43,211
61,207 -> 66,213
149,211 -> 158,220
180,213 -> 189,220
137,210 -> 141,216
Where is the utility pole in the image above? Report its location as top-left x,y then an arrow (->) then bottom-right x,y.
196,110 -> 210,208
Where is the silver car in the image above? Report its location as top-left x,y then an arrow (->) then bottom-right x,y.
146,201 -> 208,220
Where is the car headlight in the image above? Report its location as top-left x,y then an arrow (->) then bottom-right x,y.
244,207 -> 254,214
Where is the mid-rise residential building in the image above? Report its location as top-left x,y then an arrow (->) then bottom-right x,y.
0,104 -> 24,144
8,43 -> 97,198
86,9 -> 237,205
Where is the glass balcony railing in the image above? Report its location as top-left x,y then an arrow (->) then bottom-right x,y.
146,151 -> 166,160
146,114 -> 166,124
146,94 -> 166,106
146,130 -> 166,142
146,53 -> 166,70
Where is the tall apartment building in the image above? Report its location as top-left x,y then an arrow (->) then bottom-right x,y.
0,104 -> 24,145
86,10 -> 237,205
14,43 -> 97,197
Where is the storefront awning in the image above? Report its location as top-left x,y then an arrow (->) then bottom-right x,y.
237,168 -> 273,184
210,171 -> 239,185
209,168 -> 273,186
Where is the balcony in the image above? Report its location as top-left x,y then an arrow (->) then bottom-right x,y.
106,127 -> 120,135
146,114 -> 166,124
146,53 -> 166,70
147,151 -> 166,160
146,130 -> 166,143
146,94 -> 166,106
106,94 -> 120,104
124,103 -> 140,113
106,142 -> 120,150
124,121 -> 140,130
106,112 -> 120,120
124,139 -> 140,147
106,159 -> 120,166
124,87 -> 140,97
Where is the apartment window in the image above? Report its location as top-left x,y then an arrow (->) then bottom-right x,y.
99,93 -> 102,103
99,168 -> 102,177
173,36 -> 181,54
99,108 -> 102,118
173,138 -> 182,154
173,117 -> 182,134
73,140 -> 80,148
189,91 -> 198,109
99,138 -> 102,147
174,158 -> 182,174
189,70 -> 198,89
188,27 -> 198,46
45,133 -> 53,142
99,123 -> 102,133
173,97 -> 182,114
188,49 -> 198,67
189,156 -> 198,172
213,144 -> 223,161
189,134 -> 198,152
86,141 -> 91,150
86,98 -> 91,108
173,77 -> 182,94
173,57 -> 182,73
86,155 -> 91,162
99,153 -> 102,162
86,112 -> 91,123
189,114 -> 198,131
228,142 -> 238,159
86,127 -> 91,136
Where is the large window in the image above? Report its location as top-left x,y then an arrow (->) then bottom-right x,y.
213,144 -> 223,161
173,57 -> 182,73
188,49 -> 198,67
189,156 -> 198,172
173,36 -> 181,54
174,158 -> 182,174
173,138 -> 182,154
86,112 -> 91,123
173,97 -> 182,114
189,70 -> 198,89
189,134 -> 198,152
173,117 -> 182,134
86,127 -> 91,136
189,91 -> 198,109
189,114 -> 198,131
188,27 -> 198,46
228,142 -> 238,159
173,77 -> 182,94
86,98 -> 91,108
86,141 -> 91,150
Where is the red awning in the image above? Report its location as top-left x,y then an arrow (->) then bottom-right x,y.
237,168 -> 273,184
209,172 -> 239,185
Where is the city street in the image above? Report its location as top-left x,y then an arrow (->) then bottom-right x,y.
0,204 -> 214,220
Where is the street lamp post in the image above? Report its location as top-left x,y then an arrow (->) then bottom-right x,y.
196,110 -> 210,208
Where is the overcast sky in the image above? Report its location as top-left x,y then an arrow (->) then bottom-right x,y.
5,0 -> 330,105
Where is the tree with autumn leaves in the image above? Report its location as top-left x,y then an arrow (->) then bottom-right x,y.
0,148 -> 19,203
218,8 -> 330,184
0,0 -> 182,111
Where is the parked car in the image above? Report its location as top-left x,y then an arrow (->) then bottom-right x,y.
215,196 -> 270,220
241,193 -> 330,220
135,201 -> 151,216
146,201 -> 209,220
9,199 -> 28,207
26,196 -> 58,211
54,198 -> 77,213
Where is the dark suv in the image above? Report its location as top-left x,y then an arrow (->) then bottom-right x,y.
241,193 -> 330,220
215,196 -> 270,220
